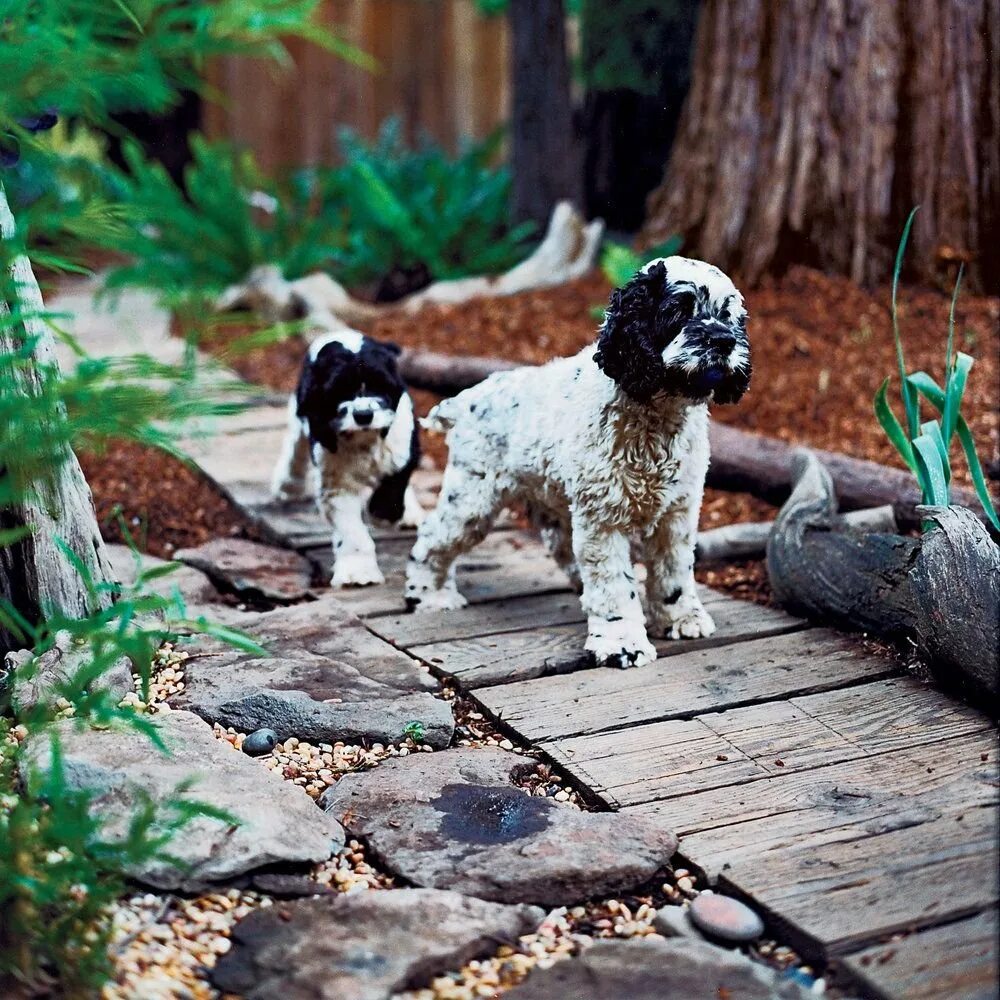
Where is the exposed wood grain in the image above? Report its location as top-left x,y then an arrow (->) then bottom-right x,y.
408,595 -> 807,688
475,630 -> 897,743
545,677 -> 993,808
839,909 -> 999,1000
624,731 -> 998,868
721,801 -> 998,959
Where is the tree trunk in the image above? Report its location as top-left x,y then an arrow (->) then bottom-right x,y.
0,184 -> 113,654
509,0 -> 582,227
642,0 -> 1000,293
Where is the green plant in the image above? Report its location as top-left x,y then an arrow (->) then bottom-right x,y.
316,120 -> 537,290
600,235 -> 684,289
403,720 -> 426,744
874,207 -> 999,532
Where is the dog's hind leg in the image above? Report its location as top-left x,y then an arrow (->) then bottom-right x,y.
271,396 -> 312,502
535,511 -> 582,593
404,466 -> 500,611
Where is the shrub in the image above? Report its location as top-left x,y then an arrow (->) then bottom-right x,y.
874,208 -> 999,531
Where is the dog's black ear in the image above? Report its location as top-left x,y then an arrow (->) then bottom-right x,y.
378,339 -> 402,357
297,344 -> 349,454
368,418 -> 420,523
595,262 -> 670,402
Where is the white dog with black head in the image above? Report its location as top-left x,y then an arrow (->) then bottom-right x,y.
404,257 -> 751,668
272,330 -> 423,587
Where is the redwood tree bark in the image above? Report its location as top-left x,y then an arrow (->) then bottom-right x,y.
509,0 -> 582,227
642,0 -> 1000,292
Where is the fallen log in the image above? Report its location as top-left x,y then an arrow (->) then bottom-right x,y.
394,349 -> 991,531
766,450 -> 999,709
694,505 -> 896,563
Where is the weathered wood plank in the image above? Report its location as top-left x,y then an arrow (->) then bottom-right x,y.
409,597 -> 808,688
373,586 -> 804,649
544,677 -> 992,808
624,731 -> 998,869
838,908 -> 998,1000
721,801 -> 999,959
474,629 -> 897,743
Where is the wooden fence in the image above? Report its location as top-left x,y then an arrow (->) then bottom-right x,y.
204,0 -> 510,171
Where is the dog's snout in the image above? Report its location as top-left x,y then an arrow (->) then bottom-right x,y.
353,408 -> 374,426
709,329 -> 737,350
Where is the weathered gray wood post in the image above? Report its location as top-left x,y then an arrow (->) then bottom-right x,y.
0,183 -> 113,653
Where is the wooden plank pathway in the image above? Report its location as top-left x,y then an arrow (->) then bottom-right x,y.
186,405 -> 999,1000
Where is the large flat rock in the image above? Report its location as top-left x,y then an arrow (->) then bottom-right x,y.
321,747 -> 677,906
23,710 -> 343,891
503,937 -> 812,1000
174,597 -> 454,747
175,537 -> 315,603
212,888 -> 543,1000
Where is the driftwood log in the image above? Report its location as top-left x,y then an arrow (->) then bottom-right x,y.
216,201 -> 603,326
393,349 -> 991,532
0,183 -> 114,655
767,450 -> 999,707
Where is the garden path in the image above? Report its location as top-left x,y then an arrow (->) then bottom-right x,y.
185,403 -> 998,1000
58,282 -> 998,999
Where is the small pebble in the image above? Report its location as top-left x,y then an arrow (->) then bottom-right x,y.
242,728 -> 278,757
689,893 -> 765,942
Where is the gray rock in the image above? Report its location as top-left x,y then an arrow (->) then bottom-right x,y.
321,747 -> 677,906
503,937 -> 812,1000
689,891 -> 766,942
212,887 -> 542,1000
4,632 -> 133,713
653,905 -> 702,939
22,710 -> 343,891
175,597 -> 454,748
242,728 -> 278,756
105,543 -> 231,616
175,537 -> 315,603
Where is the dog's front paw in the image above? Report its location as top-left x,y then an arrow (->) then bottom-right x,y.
586,618 -> 657,669
331,553 -> 385,588
404,586 -> 467,613
659,601 -> 716,640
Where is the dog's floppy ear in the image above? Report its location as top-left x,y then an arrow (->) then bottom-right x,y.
595,262 -> 670,402
368,414 -> 420,523
297,344 -> 349,454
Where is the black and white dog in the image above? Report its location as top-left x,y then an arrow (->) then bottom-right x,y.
272,329 -> 423,587
404,257 -> 751,668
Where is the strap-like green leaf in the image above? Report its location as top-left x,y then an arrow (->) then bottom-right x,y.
955,417 -> 1000,532
874,377 -> 915,470
912,433 -> 950,508
943,351 -> 972,446
920,419 -> 950,485
907,371 -> 945,409
892,207 -> 920,438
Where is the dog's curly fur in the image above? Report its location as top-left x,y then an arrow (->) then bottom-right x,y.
405,257 -> 751,668
272,329 -> 423,587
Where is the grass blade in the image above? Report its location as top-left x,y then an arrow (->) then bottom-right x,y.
874,377 -> 915,470
920,419 -> 950,485
912,433 -> 950,508
942,351 -> 972,446
955,417 -> 1000,532
945,262 -> 964,378
892,207 -> 920,438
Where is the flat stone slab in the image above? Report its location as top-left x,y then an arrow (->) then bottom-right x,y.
212,887 -> 543,1000
321,747 -> 678,906
175,597 -> 454,748
503,937 -> 812,1000
175,537 -> 315,603
23,710 -> 343,892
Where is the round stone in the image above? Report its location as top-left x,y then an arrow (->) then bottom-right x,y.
689,892 -> 765,942
242,729 -> 277,757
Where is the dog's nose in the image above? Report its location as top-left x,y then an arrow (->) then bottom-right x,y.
709,329 -> 737,350
353,408 -> 374,426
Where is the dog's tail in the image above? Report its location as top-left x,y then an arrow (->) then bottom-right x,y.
419,398 -> 459,434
